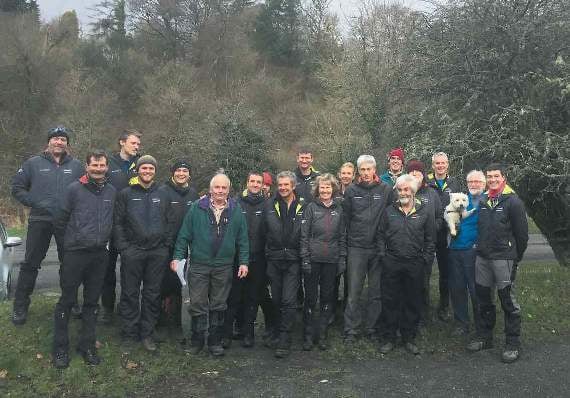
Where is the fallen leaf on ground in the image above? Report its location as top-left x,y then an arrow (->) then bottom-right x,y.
0,369 -> 8,378
125,360 -> 138,370
36,353 -> 43,360
201,371 -> 219,376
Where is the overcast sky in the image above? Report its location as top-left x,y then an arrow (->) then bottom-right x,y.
38,0 -> 426,33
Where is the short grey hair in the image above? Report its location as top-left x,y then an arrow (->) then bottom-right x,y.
431,151 -> 449,163
209,173 -> 231,190
466,170 -> 486,183
395,174 -> 419,194
356,155 -> 376,169
276,170 -> 297,186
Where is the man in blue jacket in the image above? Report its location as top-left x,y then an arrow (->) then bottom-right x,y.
52,150 -> 116,369
11,126 -> 83,325
448,170 -> 486,335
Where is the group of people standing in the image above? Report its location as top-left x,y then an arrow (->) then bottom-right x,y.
9,127 -> 528,369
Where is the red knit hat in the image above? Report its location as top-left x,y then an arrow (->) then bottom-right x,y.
262,171 -> 273,186
388,147 -> 404,163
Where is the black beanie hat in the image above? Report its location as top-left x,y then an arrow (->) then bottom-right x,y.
171,159 -> 191,174
47,126 -> 70,143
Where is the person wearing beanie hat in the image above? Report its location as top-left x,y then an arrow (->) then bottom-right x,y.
101,130 -> 142,324
426,152 -> 462,322
405,159 -> 443,332
11,126 -> 83,326
380,147 -> 405,187
157,159 -> 198,329
114,154 -> 175,352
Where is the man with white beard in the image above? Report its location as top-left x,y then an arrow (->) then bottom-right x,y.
448,170 -> 486,336
377,175 -> 435,355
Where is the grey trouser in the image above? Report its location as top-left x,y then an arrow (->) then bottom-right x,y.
188,263 -> 233,317
344,247 -> 382,336
475,256 -> 521,347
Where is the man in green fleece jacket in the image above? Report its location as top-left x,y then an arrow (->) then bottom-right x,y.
170,173 -> 249,356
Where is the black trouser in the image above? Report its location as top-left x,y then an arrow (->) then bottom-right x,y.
119,246 -> 168,340
303,262 -> 336,341
14,220 -> 65,310
435,230 -> 450,310
267,259 -> 300,346
100,245 -> 120,312
381,255 -> 424,343
53,249 -> 107,353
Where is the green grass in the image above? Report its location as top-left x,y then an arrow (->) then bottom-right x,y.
6,226 -> 25,238
0,262 -> 568,397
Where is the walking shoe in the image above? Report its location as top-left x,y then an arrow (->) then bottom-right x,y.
502,347 -> 520,363
71,304 -> 82,319
274,347 -> 290,358
78,348 -> 101,366
242,335 -> 254,348
404,342 -> 420,355
343,335 -> 357,345
53,350 -> 70,369
12,307 -> 28,326
142,337 -> 157,352
208,345 -> 225,357
466,340 -> 493,352
302,336 -> 314,351
379,342 -> 394,354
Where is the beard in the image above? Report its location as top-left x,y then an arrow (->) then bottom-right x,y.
399,197 -> 411,205
469,188 -> 483,196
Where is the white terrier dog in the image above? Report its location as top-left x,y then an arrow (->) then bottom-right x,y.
444,192 -> 475,237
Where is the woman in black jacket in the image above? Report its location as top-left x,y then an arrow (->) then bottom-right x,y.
300,174 -> 347,350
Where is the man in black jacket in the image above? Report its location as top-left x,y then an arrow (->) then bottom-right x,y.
100,130 -> 141,323
467,163 -> 528,364
377,174 -> 435,355
52,150 -> 116,369
223,172 -> 275,348
157,159 -> 198,328
294,148 -> 319,203
11,126 -> 83,325
114,155 -> 173,352
265,171 -> 306,358
426,151 -> 461,321
343,155 -> 392,343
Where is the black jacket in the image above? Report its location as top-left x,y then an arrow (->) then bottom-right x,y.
57,176 -> 116,251
238,190 -> 267,256
477,186 -> 529,262
300,199 -> 347,264
264,193 -> 305,261
11,152 -> 83,222
377,199 -> 436,265
158,179 -> 199,236
426,173 -> 461,233
113,182 -> 173,251
416,185 -> 444,232
295,167 -> 319,203
106,152 -> 140,192
342,177 -> 392,248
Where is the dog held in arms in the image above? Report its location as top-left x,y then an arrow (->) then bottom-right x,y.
444,192 -> 475,238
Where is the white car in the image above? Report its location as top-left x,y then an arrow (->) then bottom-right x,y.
1,221 -> 23,300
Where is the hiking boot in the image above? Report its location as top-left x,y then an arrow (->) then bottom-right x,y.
209,345 -> 225,357
12,307 -> 28,326
71,304 -> 82,319
302,336 -> 314,351
189,339 -> 204,355
242,335 -> 254,348
502,347 -> 520,363
99,308 -> 114,325
78,348 -> 101,366
53,350 -> 70,369
142,337 -> 157,352
404,342 -> 420,355
379,342 -> 394,354
437,307 -> 450,322
221,337 -> 232,349
466,340 -> 493,352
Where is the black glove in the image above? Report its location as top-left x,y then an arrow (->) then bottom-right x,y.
337,256 -> 347,276
302,261 -> 312,275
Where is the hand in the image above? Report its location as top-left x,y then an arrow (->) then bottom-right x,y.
237,265 -> 248,279
337,257 -> 347,276
170,260 -> 178,272
302,261 -> 312,275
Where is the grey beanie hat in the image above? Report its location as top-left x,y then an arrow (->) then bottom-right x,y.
136,154 -> 157,171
